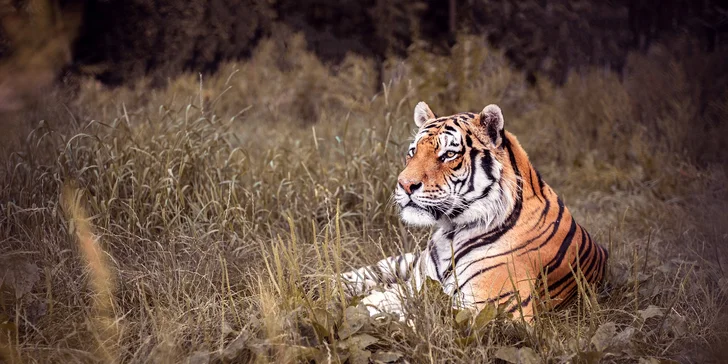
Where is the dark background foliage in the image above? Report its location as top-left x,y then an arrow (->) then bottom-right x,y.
2,0 -> 725,86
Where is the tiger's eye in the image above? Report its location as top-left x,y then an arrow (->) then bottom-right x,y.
446,151 -> 456,158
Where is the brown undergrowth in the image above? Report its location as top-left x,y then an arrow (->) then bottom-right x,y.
1,34 -> 727,363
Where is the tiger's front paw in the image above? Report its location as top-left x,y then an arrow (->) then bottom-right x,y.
360,289 -> 409,324
338,270 -> 379,296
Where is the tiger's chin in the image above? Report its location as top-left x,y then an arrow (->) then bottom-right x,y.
400,206 -> 438,226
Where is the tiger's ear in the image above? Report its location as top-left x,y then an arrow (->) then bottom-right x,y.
414,101 -> 436,127
477,104 -> 504,147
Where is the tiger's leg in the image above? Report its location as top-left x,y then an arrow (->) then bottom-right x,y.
340,252 -> 419,296
467,277 -> 539,323
360,285 -> 408,319
507,284 -> 538,323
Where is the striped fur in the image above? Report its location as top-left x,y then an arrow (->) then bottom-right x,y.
341,102 -> 608,322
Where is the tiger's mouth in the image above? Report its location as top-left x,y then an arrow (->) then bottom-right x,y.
403,200 -> 420,209
399,199 -> 445,226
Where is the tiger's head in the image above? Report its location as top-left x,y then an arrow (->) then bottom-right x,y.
395,102 -> 517,228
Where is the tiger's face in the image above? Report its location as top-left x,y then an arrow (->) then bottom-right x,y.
395,102 -> 513,228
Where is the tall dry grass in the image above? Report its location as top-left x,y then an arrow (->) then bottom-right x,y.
1,34 -> 727,363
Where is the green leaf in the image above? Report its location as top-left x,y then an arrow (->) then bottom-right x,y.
221,320 -> 236,337
590,321 -> 617,352
612,327 -> 635,350
454,309 -> 472,326
186,351 -> 211,364
221,331 -> 250,361
316,349 -> 349,364
494,346 -> 539,364
574,351 -> 605,364
313,308 -> 335,324
473,304 -> 497,330
348,294 -> 367,307
346,333 -> 379,350
339,305 -> 368,339
497,296 -> 517,318
288,345 -> 320,361
371,351 -> 402,363
637,305 -> 664,321
0,257 -> 40,300
638,358 -> 659,364
312,321 -> 332,342
348,347 -> 372,364
665,313 -> 687,337
454,334 -> 476,347
423,276 -> 440,289
311,308 -> 335,340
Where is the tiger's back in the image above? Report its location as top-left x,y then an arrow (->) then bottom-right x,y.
433,130 -> 608,317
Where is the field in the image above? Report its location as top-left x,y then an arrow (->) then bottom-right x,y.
1,34 -> 727,363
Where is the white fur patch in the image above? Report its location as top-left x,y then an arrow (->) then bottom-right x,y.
453,181 -> 512,228
414,101 -> 435,127
400,206 -> 437,226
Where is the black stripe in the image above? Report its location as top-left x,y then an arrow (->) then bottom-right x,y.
534,194 -> 551,229
429,242 -> 443,282
527,166 -> 543,202
466,149 -> 480,192
452,159 -> 463,170
548,277 -> 576,303
583,249 -> 599,281
507,294 -> 532,313
545,228 -> 590,300
518,198 -> 566,256
464,196 -> 560,266
481,152 -> 494,181
546,256 -> 586,301
457,262 -> 506,289
470,129 -> 489,147
577,227 -> 593,268
446,137 -> 524,273
523,218 -> 579,301
553,286 -> 579,309
474,291 -> 514,304
594,244 -> 606,282
423,124 -> 440,131
535,169 -> 546,194
431,206 -> 443,220
445,229 -> 457,240
583,255 -> 600,285
544,218 -> 579,275
544,240 -> 581,297
488,125 -> 499,146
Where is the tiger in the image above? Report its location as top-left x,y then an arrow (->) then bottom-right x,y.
340,101 -> 608,322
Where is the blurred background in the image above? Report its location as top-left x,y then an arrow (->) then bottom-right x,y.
1,0 -> 727,104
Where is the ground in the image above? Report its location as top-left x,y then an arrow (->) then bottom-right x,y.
1,34 -> 727,363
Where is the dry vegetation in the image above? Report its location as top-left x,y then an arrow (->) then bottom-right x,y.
1,34 -> 727,363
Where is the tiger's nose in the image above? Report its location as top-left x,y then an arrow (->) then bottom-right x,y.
398,177 -> 423,195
